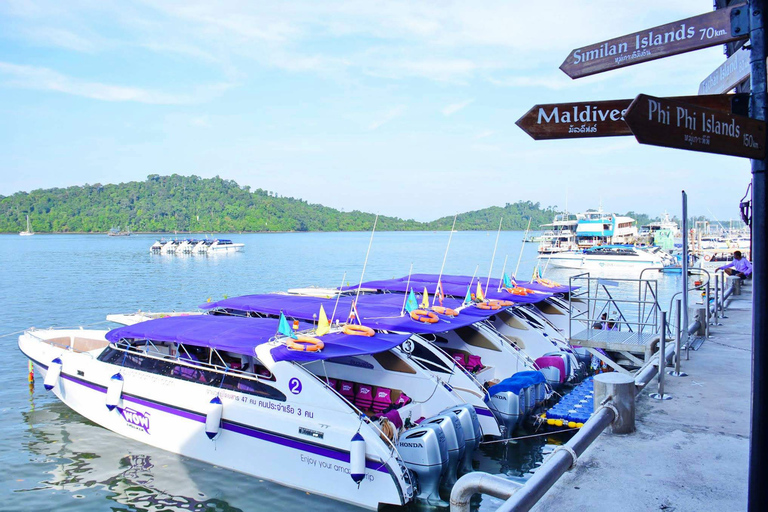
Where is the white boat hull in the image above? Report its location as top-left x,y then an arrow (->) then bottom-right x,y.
19,331 -> 410,510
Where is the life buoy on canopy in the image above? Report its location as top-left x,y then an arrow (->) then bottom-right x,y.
492,300 -> 514,307
432,306 -> 458,317
410,309 -> 439,323
286,336 -> 325,352
704,254 -> 712,261
343,324 -> 375,337
477,301 -> 501,310
510,286 -> 532,296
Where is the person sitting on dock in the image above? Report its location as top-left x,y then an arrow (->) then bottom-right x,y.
717,251 -> 752,280
606,318 -> 620,331
593,313 -> 607,330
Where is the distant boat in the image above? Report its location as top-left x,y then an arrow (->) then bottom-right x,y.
19,215 -> 34,236
108,226 -> 131,236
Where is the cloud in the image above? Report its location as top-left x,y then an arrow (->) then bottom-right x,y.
474,130 -> 494,140
0,62 -> 234,104
442,98 -> 474,116
368,105 -> 406,130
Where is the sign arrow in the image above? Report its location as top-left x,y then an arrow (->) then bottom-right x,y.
516,94 -> 747,140
561,4 -> 748,79
624,94 -> 766,159
698,46 -> 751,95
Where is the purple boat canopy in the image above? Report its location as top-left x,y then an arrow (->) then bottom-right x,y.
201,292 -> 500,335
340,274 -> 562,303
105,315 -> 408,363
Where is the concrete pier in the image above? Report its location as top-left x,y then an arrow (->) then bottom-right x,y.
531,286 -> 751,512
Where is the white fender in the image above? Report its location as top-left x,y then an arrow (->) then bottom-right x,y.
106,373 -> 124,411
205,396 -> 223,439
350,432 -> 366,484
44,358 -> 62,391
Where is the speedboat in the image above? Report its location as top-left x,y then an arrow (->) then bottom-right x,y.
177,239 -> 198,254
19,314 -> 486,509
207,239 -> 244,253
149,240 -> 166,253
538,245 -> 675,270
161,240 -> 182,254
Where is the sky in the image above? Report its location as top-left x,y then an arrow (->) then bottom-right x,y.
0,0 -> 754,224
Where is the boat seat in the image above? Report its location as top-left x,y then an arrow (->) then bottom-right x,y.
355,384 -> 374,411
466,355 -> 484,373
372,387 -> 393,413
339,380 -> 355,402
452,352 -> 467,368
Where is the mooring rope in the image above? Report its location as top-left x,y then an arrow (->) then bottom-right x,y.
479,427 -> 577,445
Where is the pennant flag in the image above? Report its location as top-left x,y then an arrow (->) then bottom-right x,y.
503,273 -> 513,289
405,289 -> 419,313
317,305 -> 330,336
463,285 -> 472,305
476,280 -> 485,301
278,312 -> 297,339
420,287 -> 429,309
436,279 -> 445,306
532,265 -> 541,282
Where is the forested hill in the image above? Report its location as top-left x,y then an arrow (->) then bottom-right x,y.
0,174 -> 648,233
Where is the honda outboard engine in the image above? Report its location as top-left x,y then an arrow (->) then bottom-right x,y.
535,355 -> 566,388
396,424 -> 448,505
513,370 -> 548,411
444,404 -> 481,474
485,376 -> 527,435
425,412 -> 465,493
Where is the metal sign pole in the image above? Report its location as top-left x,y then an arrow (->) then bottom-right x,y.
748,1 -> 767,509
682,191 -> 689,355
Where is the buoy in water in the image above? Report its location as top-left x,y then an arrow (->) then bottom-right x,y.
205,396 -> 223,439
28,360 -> 34,383
44,358 -> 62,391
106,373 -> 124,411
350,432 -> 366,484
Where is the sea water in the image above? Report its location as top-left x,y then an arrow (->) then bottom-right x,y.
0,232 -> 686,512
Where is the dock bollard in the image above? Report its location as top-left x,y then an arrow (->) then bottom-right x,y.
727,275 -> 742,296
670,299 -> 687,377
650,311 -> 672,401
593,373 -> 635,434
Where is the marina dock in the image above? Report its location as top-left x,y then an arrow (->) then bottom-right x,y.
529,285 -> 751,511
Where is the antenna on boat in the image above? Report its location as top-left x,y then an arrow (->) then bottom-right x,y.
330,271 -> 347,325
401,263 -> 414,316
433,214 -> 458,305
497,255 -> 509,292
514,217 -> 532,279
485,217 -> 503,292
352,214 -> 378,310
706,207 -> 728,232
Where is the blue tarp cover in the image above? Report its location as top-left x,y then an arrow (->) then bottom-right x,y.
106,315 -> 408,363
201,292 -> 500,334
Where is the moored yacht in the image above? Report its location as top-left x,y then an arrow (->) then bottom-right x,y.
207,239 -> 245,253
539,244 -> 675,270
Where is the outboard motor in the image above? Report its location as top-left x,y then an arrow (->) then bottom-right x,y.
535,355 -> 566,388
396,424 -> 448,506
425,412 -> 465,493
444,404 -> 481,475
485,376 -> 527,435
513,370 -> 548,410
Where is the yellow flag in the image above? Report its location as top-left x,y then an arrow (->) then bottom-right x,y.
476,281 -> 485,301
421,287 -> 429,309
317,305 -> 330,336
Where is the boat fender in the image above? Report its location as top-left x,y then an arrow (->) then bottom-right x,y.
350,432 -> 366,485
106,373 -> 124,411
44,357 -> 63,391
205,396 -> 223,440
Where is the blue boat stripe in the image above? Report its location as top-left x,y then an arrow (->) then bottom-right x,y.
473,406 -> 495,417
28,356 -> 389,473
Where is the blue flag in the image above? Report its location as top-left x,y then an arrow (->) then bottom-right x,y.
278,312 -> 297,339
405,289 -> 419,313
463,285 -> 472,305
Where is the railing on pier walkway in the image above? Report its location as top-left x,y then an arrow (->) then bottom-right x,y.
450,272 -> 738,512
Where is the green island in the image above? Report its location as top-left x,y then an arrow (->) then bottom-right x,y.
0,174 -> 655,233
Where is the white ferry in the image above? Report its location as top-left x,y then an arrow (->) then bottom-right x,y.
539,244 -> 675,270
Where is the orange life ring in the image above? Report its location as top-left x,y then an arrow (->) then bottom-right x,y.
286,335 -> 325,352
342,324 -> 375,337
477,301 -> 501,310
510,286 -> 532,296
432,306 -> 459,317
704,254 -> 712,261
410,309 -> 439,323
493,300 -> 514,307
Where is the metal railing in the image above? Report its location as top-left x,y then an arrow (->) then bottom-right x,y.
449,278 -> 737,512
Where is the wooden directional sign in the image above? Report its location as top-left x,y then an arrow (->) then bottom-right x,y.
561,4 -> 748,79
516,94 -> 747,140
624,94 -> 766,159
699,46 -> 751,94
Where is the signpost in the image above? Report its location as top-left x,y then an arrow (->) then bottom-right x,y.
624,93 -> 766,159
516,94 -> 747,140
699,46 -> 751,94
560,3 -> 748,79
